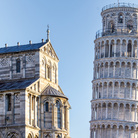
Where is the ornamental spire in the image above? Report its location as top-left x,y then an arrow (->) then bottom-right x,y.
46,25 -> 50,42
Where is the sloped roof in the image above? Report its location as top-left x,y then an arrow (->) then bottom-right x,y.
0,42 -> 47,54
41,85 -> 67,99
0,79 -> 37,92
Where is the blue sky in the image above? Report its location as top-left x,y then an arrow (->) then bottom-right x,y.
0,0 -> 138,138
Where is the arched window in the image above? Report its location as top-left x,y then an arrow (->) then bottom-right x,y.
127,41 -> 132,57
44,102 -> 49,112
7,94 -> 11,111
56,100 -> 61,128
47,65 -> 51,80
16,59 -> 20,73
118,13 -> 123,23
127,20 -> 133,33
7,132 -> 19,138
108,21 -> 115,33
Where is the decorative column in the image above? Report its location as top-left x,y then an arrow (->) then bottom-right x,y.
114,42 -> 116,57
112,82 -> 114,98
39,96 -> 41,128
30,94 -> 32,125
118,83 -> 120,98
110,125 -> 113,138
67,107 -> 70,135
93,67 -> 95,80
131,64 -> 133,78
102,65 -> 104,78
117,104 -> 119,119
96,65 -> 97,79
52,103 -> 56,129
126,41 -> 128,57
109,42 -> 110,58
97,105 -> 99,119
130,84 -> 132,99
129,128 -> 131,138
124,83 -> 127,98
101,104 -> 102,119
108,63 -> 109,77
107,83 -> 109,98
136,106 -> 137,122
113,63 -> 115,77
61,106 -> 64,129
124,104 -> 126,120
3,94 -> 6,125
98,85 -> 99,99
111,103 -> 113,119
123,126 -> 125,138
135,86 -> 137,100
102,84 -> 104,98
104,44 -> 105,58
137,42 -> 138,58
92,86 -> 94,100
98,64 -> 100,78
129,105 -> 131,121
100,46 -> 101,59
52,132 -> 56,138
94,107 -> 96,120
11,93 -> 14,124
34,96 -> 37,127
106,103 -> 108,119
117,126 -> 119,138
120,42 -> 122,57
132,43 -> 134,57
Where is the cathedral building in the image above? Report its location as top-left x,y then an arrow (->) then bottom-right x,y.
0,29 -> 71,138
90,3 -> 138,138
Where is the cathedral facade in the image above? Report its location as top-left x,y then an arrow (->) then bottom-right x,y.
90,3 -> 138,138
0,30 -> 71,138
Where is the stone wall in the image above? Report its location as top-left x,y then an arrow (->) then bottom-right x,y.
0,51 -> 39,80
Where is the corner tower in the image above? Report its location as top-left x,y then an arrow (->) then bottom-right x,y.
90,3 -> 138,138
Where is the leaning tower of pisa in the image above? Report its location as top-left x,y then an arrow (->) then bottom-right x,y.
90,3 -> 138,138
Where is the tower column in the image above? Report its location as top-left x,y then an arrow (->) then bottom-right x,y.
113,63 -> 115,77
106,103 -> 108,119
112,82 -> 114,98
107,83 -> 108,98
132,43 -> 134,57
108,63 -> 109,77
